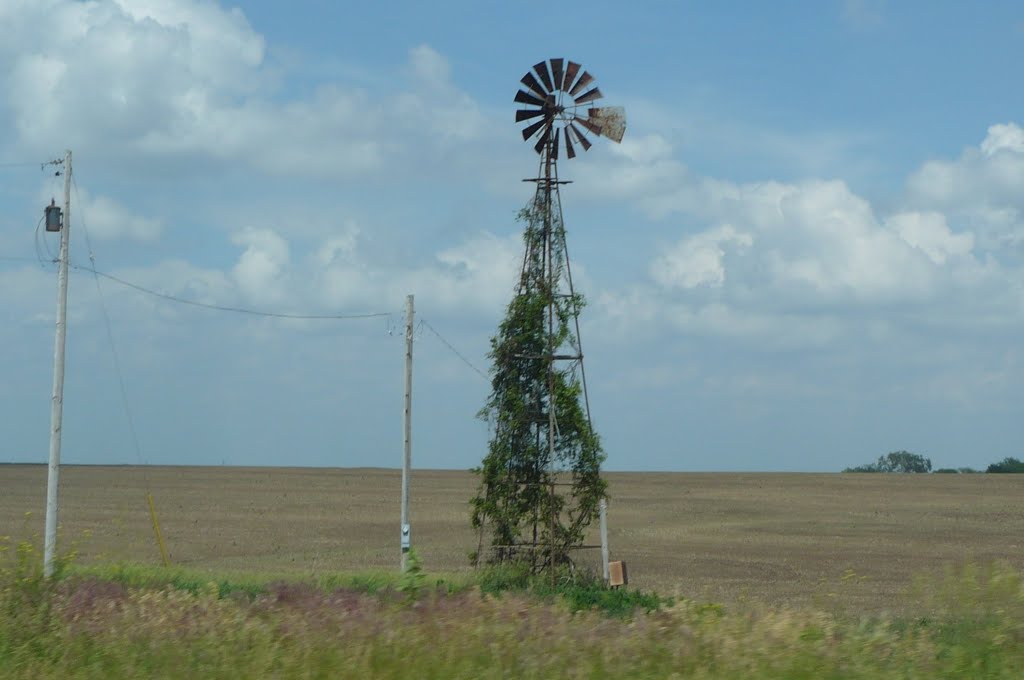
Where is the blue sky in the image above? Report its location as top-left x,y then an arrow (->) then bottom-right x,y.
1,0 -> 1022,472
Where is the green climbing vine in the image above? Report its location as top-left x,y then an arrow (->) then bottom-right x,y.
471,196 -> 607,572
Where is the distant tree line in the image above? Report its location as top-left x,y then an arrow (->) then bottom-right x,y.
986,457 -> 1024,473
843,452 -> 1024,474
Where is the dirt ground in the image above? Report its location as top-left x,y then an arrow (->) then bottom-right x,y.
2,465 -> 1022,613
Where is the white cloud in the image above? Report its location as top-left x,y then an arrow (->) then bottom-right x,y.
113,259 -> 234,309
980,123 -> 1024,156
395,45 -> 486,144
230,227 -> 290,303
313,225 -> 361,269
75,190 -> 162,241
651,224 -> 752,289
314,228 -> 521,312
638,174 -> 942,305
408,44 -> 450,85
570,126 -> 1020,357
414,232 -> 521,309
904,123 -> 1024,252
0,2 -> 487,179
887,211 -> 973,265
3,0 -> 264,150
97,225 -> 524,318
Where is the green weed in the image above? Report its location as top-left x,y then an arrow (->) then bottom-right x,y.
4,540 -> 1024,679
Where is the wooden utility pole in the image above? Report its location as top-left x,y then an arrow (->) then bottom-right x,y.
44,149 -> 72,578
400,294 -> 414,570
599,498 -> 609,582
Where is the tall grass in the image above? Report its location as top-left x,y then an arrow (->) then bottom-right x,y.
2,536 -> 1024,678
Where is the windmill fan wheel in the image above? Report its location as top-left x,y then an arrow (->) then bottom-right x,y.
514,58 -> 626,159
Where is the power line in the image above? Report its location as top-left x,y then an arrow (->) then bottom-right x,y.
72,174 -> 150,476
0,157 -> 64,169
4,250 -> 394,321
0,255 -> 44,264
72,265 -> 392,320
421,319 -> 490,382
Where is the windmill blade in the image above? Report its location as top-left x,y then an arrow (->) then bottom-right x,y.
568,71 -> 594,97
573,87 -> 603,105
573,115 -> 603,136
569,123 -> 592,151
550,58 -> 564,93
533,124 -> 552,154
521,117 -> 549,141
513,59 -> 616,158
520,72 -> 548,98
514,90 -> 546,107
533,61 -> 554,94
562,61 -> 581,92
515,108 -> 546,122
588,106 -> 626,143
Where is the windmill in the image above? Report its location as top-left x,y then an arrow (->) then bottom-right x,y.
515,58 -> 626,158
472,59 -> 626,576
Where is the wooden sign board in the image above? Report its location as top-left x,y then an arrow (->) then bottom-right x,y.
609,560 -> 628,587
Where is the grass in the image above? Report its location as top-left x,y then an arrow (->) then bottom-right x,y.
66,555 -> 664,618
3,538 -> 1024,678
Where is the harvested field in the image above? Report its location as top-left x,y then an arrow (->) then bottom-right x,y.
2,464 -> 1022,613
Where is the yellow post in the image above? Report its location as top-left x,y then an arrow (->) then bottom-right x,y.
146,492 -> 171,567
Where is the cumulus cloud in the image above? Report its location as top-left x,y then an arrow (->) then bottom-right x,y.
980,123 -> 1024,156
395,45 -> 486,145
2,0 -> 264,150
230,228 -> 291,303
905,123 -> 1024,252
313,229 -> 521,312
413,232 -> 521,309
887,211 -> 973,265
638,175 -> 946,306
73,189 -> 162,241
579,127 -> 1021,358
92,224 -> 522,319
0,2 -> 487,179
651,224 -> 752,290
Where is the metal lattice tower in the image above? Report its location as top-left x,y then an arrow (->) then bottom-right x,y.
516,56 -> 626,467
473,59 -> 626,572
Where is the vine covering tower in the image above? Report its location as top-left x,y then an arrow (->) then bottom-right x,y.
472,59 -> 626,572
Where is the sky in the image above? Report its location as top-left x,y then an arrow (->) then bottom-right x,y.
1,0 -> 1022,472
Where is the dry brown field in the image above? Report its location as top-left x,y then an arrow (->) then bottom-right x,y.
2,464 -> 1022,613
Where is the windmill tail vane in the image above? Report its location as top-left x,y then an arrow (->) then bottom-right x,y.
514,58 -> 626,158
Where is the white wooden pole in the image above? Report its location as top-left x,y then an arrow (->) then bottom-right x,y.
44,149 -> 72,578
400,294 -> 413,570
600,498 -> 609,583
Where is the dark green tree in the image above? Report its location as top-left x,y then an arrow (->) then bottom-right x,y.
986,457 -> 1024,473
471,195 -> 607,572
843,451 -> 932,473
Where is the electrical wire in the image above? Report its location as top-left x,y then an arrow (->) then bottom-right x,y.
34,215 -> 46,264
421,319 -> 490,382
68,177 -> 393,321
72,174 -> 150,475
4,249 -> 394,321
0,255 -> 45,264
71,265 -> 392,320
34,215 -> 59,266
